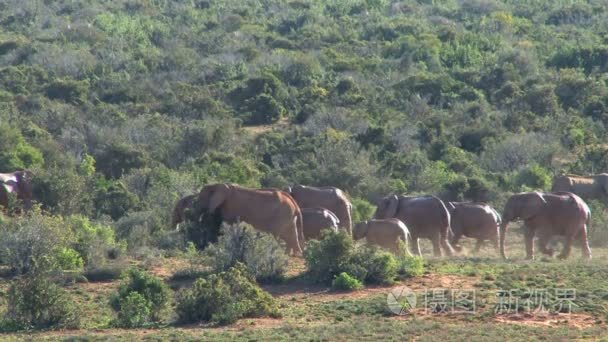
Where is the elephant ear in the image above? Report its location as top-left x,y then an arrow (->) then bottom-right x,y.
208,184 -> 231,213
519,192 -> 547,219
386,195 -> 400,218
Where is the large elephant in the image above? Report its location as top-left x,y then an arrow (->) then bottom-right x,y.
287,185 -> 352,235
552,174 -> 608,203
353,218 -> 412,255
447,202 -> 501,254
500,191 -> 591,260
194,183 -> 304,254
374,195 -> 454,257
0,171 -> 33,210
301,207 -> 340,241
171,194 -> 197,229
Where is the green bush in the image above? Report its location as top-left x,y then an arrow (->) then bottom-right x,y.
0,273 -> 80,332
331,272 -> 363,291
351,197 -> 375,223
349,245 -> 398,284
110,268 -> 171,326
397,256 -> 425,278
587,200 -> 608,247
0,123 -> 44,171
67,215 -> 124,268
516,164 -> 551,190
175,263 -> 279,325
203,223 -> 288,283
94,181 -> 140,220
304,230 -> 355,283
45,78 -> 89,105
0,211 -> 73,274
55,248 -> 84,271
116,292 -> 152,328
304,230 -> 401,285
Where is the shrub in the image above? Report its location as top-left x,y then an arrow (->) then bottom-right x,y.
175,263 -> 279,325
203,223 -> 288,283
304,230 -> 401,285
110,268 -> 171,326
516,164 -> 551,190
331,272 -> 363,291
351,197 -> 376,223
94,181 -> 140,220
397,256 -> 425,278
0,273 -> 80,331
0,211 -> 72,274
587,200 -> 608,247
116,292 -> 152,328
304,230 -> 355,283
30,166 -> 93,216
84,264 -> 126,282
349,245 -> 398,284
67,215 -> 123,268
55,248 -> 84,271
0,123 -> 44,171
45,78 -> 89,105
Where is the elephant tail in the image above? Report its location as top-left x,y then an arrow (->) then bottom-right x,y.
436,197 -> 456,256
283,191 -> 305,252
295,206 -> 304,252
438,198 -> 453,239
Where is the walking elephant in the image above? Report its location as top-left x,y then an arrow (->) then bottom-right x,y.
447,202 -> 501,254
374,195 -> 454,257
0,171 -> 33,210
301,207 -> 340,241
552,174 -> 608,203
171,194 -> 197,230
500,191 -> 591,260
194,183 -> 304,255
287,185 -> 352,235
353,218 -> 412,255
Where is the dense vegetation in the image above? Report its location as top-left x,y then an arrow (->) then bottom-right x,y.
2,0 -> 608,337
2,0 -> 608,227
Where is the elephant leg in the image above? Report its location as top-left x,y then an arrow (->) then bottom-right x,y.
440,237 -> 454,257
579,226 -> 592,260
523,225 -> 535,260
558,235 -> 574,260
412,235 -> 422,256
449,233 -> 462,247
450,234 -> 463,253
474,239 -> 483,254
280,223 -> 303,256
432,234 -> 443,257
537,234 -> 553,257
492,236 -> 499,251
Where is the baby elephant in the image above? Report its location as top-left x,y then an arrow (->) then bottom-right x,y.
353,219 -> 412,255
302,207 -> 340,240
447,202 -> 501,254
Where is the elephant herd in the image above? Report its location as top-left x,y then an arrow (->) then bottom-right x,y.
0,168 -> 596,261
173,183 -> 594,261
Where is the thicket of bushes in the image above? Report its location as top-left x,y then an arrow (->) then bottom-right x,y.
203,223 -> 289,283
305,230 -> 424,287
175,263 -> 280,325
110,268 -> 171,328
